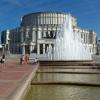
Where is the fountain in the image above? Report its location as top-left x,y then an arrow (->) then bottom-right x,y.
48,14 -> 92,60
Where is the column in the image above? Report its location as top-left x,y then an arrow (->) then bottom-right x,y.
21,28 -> 24,43
30,45 -> 33,54
37,44 -> 40,54
43,32 -> 46,37
85,33 -> 87,43
83,33 -> 85,43
49,44 -> 52,60
38,31 -> 41,39
22,44 -> 25,55
32,30 -> 36,42
86,33 -> 88,44
86,33 -> 87,44
43,44 -> 45,54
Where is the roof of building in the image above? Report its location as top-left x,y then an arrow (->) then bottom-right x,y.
22,11 -> 76,19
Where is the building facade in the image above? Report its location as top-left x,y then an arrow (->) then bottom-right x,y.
97,38 -> 100,55
1,12 -> 97,56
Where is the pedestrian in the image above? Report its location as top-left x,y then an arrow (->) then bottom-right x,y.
0,54 -> 6,68
25,54 -> 29,64
20,55 -> 25,64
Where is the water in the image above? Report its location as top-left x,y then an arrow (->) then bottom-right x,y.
24,67 -> 100,100
47,14 -> 92,60
25,85 -> 100,100
34,68 -> 100,83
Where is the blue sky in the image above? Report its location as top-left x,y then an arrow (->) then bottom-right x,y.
0,0 -> 100,37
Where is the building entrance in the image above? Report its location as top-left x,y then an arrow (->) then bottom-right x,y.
25,45 -> 30,54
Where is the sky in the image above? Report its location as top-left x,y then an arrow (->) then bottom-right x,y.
0,0 -> 100,38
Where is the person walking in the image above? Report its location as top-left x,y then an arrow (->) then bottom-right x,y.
0,54 -> 6,68
25,54 -> 29,64
20,55 -> 25,64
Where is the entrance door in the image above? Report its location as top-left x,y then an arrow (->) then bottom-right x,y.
25,45 -> 30,54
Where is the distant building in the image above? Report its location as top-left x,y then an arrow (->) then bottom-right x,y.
1,12 -> 97,56
97,38 -> 100,55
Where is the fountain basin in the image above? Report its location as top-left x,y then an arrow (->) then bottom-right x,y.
39,60 -> 100,66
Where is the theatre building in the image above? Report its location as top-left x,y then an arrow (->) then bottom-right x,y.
1,12 -> 97,56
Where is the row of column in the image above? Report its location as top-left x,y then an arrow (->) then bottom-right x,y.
37,43 -> 53,54
81,33 -> 89,44
37,44 -> 45,54
22,43 -> 34,55
21,27 -> 36,54
21,27 -> 56,55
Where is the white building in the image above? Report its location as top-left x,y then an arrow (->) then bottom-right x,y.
1,12 -> 97,57
97,38 -> 100,55
73,27 -> 96,54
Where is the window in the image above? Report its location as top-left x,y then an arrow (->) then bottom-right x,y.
42,31 -> 56,39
